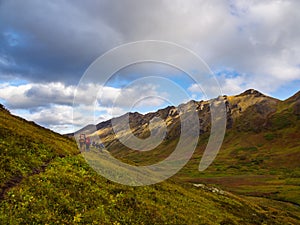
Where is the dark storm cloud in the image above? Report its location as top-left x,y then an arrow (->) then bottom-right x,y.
0,0 -> 124,84
2,0 -> 299,86
0,0 -> 222,84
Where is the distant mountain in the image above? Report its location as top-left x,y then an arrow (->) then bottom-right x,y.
80,89 -> 284,147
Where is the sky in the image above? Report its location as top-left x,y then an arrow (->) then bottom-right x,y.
0,0 -> 299,134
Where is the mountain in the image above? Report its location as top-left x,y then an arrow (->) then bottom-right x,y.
80,89 -> 300,206
0,89 -> 300,224
88,89 -> 280,146
180,89 -> 300,206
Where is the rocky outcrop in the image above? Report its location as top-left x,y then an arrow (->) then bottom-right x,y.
82,89 -> 299,148
294,100 -> 300,115
193,183 -> 225,195
237,89 -> 265,97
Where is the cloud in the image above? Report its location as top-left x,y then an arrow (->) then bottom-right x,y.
0,79 -> 168,108
1,0 -> 298,85
1,0 -> 300,133
0,81 -> 170,132
0,82 -> 74,109
188,84 -> 202,94
0,0 -> 122,83
205,0 -> 300,88
13,104 -> 75,134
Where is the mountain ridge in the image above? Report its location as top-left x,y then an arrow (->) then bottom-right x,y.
74,89 -> 286,146
74,89 -> 277,132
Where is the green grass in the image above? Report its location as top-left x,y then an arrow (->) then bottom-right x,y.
264,133 -> 277,141
1,154 -> 299,224
175,123 -> 300,206
269,113 -> 293,130
0,107 -> 78,190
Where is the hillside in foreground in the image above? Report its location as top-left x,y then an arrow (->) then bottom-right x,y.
0,89 -> 300,224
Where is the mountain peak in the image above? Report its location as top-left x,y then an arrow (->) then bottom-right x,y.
236,89 -> 265,97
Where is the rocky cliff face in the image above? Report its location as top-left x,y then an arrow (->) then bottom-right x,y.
85,89 -> 292,149
286,91 -> 300,115
225,89 -> 279,132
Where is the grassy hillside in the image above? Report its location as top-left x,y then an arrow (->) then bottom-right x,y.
1,105 -> 300,224
95,90 -> 300,208
3,152 -> 300,225
0,105 -> 79,197
177,91 -> 300,206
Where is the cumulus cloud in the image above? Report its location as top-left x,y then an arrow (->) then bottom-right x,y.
0,81 -> 169,132
0,82 -> 74,109
13,104 -> 75,134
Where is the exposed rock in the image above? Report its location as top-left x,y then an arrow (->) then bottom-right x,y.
193,183 -> 225,195
237,89 -> 265,97
294,100 -> 300,115
226,116 -> 233,129
253,100 -> 277,116
168,108 -> 178,117
231,103 -> 238,109
82,89 -> 297,148
193,183 -> 205,188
